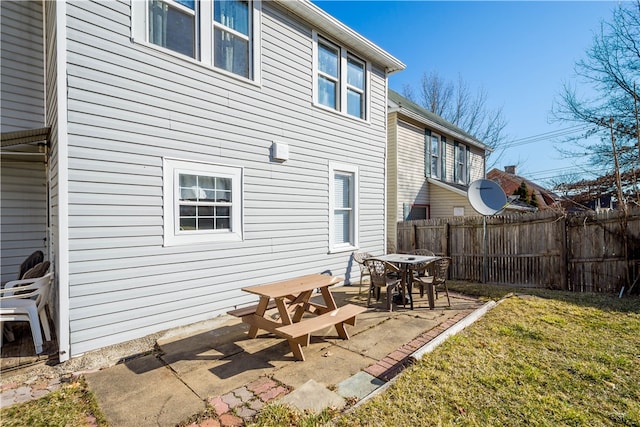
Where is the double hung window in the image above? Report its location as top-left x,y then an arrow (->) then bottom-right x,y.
453,142 -> 467,184
430,134 -> 442,179
425,130 -> 446,180
314,34 -> 369,120
329,162 -> 359,252
135,0 -> 258,80
454,142 -> 471,184
163,158 -> 243,246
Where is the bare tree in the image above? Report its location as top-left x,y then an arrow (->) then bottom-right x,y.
552,1 -> 640,173
402,70 -> 509,166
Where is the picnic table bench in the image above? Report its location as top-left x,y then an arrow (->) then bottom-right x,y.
229,274 -> 366,361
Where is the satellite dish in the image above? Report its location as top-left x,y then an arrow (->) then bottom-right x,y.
468,179 -> 507,216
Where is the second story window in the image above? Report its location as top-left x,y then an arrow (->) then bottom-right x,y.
214,0 -> 250,78
134,0 -> 259,80
346,56 -> 365,118
314,34 -> 369,120
149,0 -> 197,58
318,41 -> 340,110
431,134 -> 441,179
425,130 -> 446,180
454,142 -> 471,184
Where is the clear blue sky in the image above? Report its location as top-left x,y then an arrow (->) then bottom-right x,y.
313,1 -> 618,185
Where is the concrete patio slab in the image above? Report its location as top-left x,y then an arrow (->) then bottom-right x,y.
277,379 -> 345,413
71,287 -> 489,426
336,371 -> 385,400
84,354 -> 205,427
272,342 -> 375,389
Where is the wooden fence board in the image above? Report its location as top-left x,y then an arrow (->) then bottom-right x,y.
397,207 -> 640,293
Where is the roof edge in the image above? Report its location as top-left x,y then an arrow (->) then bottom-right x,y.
277,0 -> 405,74
1,127 -> 50,148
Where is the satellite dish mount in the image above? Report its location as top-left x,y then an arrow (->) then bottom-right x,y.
467,179 -> 508,283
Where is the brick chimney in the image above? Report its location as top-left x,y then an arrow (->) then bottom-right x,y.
504,165 -> 517,174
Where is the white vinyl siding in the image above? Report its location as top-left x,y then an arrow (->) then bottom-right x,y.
0,161 -> 48,283
0,0 -> 45,131
396,120 -> 429,222
0,0 -> 48,283
62,1 -> 389,355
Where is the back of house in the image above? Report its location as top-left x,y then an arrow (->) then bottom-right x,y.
0,0 -> 404,361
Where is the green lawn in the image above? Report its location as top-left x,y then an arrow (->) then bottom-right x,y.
255,284 -> 640,426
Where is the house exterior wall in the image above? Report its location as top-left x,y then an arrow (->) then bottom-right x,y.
0,0 -> 45,132
428,185 -> 475,218
388,111 -> 487,248
0,0 -> 48,283
60,1 -> 391,356
0,161 -> 48,283
386,111 -> 399,251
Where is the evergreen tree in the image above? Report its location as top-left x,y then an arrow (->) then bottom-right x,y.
513,182 -> 530,205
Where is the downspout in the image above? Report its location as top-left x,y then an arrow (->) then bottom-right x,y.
55,0 -> 71,362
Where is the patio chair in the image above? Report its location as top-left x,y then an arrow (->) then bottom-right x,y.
352,251 -> 373,294
412,257 -> 451,307
364,259 -> 401,311
409,248 -> 435,256
1,272 -> 54,354
2,250 -> 45,342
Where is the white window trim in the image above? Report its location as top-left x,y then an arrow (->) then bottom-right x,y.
131,0 -> 262,85
163,158 -> 243,246
313,32 -> 371,122
328,162 -> 359,253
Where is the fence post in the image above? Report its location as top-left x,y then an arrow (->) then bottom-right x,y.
443,221 -> 450,257
561,214 -> 569,291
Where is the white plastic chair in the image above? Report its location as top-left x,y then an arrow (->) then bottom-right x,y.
0,272 -> 53,354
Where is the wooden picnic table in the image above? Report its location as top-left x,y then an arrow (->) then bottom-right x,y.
229,274 -> 366,361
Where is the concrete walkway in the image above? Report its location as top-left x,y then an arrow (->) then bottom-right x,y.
2,286 -> 491,426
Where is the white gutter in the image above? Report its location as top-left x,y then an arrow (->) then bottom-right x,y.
389,105 -> 491,152
276,0 -> 405,74
427,178 -> 468,197
55,0 -> 71,362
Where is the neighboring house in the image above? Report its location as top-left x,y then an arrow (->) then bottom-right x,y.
386,90 -> 491,249
0,0 -> 404,361
487,166 -> 559,211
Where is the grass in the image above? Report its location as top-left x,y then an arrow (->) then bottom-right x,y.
0,377 -> 108,427
253,284 -> 640,426
2,284 -> 638,427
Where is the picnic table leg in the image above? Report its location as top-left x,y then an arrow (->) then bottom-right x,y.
287,336 -> 308,361
292,290 -> 314,321
319,286 -> 338,311
247,297 -> 271,338
334,322 -> 350,340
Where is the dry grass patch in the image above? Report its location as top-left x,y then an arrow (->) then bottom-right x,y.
336,292 -> 640,426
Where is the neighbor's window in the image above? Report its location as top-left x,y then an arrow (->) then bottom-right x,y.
329,162 -> 359,252
163,158 -> 243,246
454,142 -> 470,184
134,0 -> 259,80
314,34 -> 369,120
431,134 -> 441,179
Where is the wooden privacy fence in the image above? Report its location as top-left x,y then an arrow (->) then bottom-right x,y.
397,207 -> 640,293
